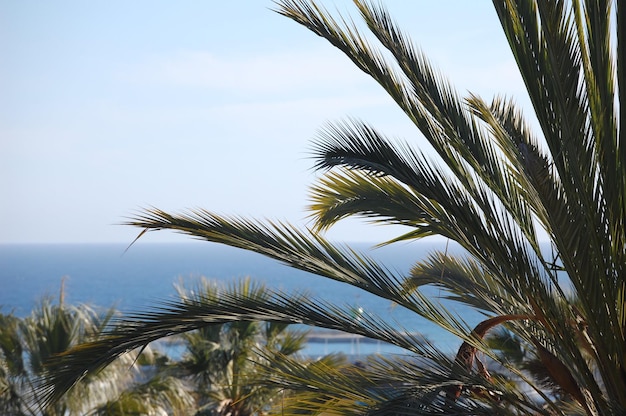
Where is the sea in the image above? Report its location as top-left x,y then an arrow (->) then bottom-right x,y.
0,241 -> 480,357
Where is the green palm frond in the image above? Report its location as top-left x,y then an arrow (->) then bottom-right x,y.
128,209 -> 535,343
91,376 -> 194,416
309,121 -> 549,279
0,313 -> 28,414
36,276 -> 565,413
308,168 -> 441,237
260,351 -> 545,415
405,253 -> 528,316
264,321 -> 309,356
1,296 -> 147,415
291,1 -> 540,259
493,1 -> 624,406
127,209 -> 456,322
0,313 -> 25,376
36,279 -> 460,408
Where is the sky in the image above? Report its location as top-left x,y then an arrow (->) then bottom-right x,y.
0,1 -> 532,244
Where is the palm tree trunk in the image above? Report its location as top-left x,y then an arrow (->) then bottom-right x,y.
446,314 -> 530,403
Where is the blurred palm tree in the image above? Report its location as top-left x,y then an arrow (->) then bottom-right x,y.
0,286 -> 193,415
37,0 -> 625,414
167,278 -> 309,416
0,312 -> 28,414
90,375 -> 193,416
1,294 -> 133,415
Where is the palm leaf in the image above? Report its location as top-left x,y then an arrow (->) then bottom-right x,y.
36,279 -> 460,408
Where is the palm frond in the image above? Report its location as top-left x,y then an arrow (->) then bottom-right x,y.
129,208 -> 400,296
404,253 -> 529,315
308,168 -> 441,238
126,209 -> 555,347
260,350 -> 547,415
91,376 -> 194,416
35,280 -> 461,408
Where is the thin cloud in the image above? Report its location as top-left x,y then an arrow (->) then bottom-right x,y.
119,49 -> 371,94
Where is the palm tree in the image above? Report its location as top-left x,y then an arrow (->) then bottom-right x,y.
0,312 -> 29,414
1,288 -> 193,415
0,296 -> 128,415
167,278 -> 309,415
37,0 -> 625,414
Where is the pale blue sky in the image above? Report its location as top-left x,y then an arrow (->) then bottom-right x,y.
1,1 -> 530,244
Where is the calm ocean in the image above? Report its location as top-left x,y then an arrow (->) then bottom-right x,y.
0,241 -> 477,355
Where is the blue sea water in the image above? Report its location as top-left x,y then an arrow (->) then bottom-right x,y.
0,241 -> 479,356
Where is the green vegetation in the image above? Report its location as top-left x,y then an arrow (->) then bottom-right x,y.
0,289 -> 193,415
164,278 -> 311,416
1,280 -> 310,415
34,0 -> 626,414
